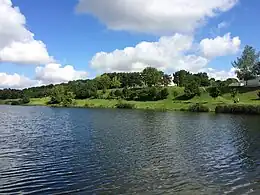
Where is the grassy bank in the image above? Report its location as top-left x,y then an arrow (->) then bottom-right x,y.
16,86 -> 259,112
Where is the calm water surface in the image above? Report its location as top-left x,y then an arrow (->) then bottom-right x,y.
0,105 -> 260,194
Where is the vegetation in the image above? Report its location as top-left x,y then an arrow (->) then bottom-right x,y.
2,46 -> 260,114
232,45 -> 260,85
188,103 -> 210,112
209,87 -> 221,99
215,104 -> 260,115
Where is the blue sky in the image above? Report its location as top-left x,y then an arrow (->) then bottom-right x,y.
0,0 -> 259,88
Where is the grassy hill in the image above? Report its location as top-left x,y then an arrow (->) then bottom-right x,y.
25,86 -> 260,112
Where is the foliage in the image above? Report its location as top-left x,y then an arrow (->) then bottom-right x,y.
95,75 -> 111,90
173,70 -> 191,87
115,101 -> 135,109
111,76 -> 121,88
232,45 -> 260,84
48,86 -> 75,106
231,88 -> 238,98
161,74 -> 172,86
172,90 -> 179,98
21,95 -> 30,104
184,81 -> 200,98
188,103 -> 210,112
142,67 -> 162,87
159,88 -> 169,100
209,87 -> 221,99
215,104 -> 260,115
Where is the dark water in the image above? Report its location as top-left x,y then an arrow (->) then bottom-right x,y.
0,106 -> 260,195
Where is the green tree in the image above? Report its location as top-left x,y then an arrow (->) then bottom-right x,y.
173,70 -> 191,87
142,67 -> 162,87
21,95 -> 30,104
184,81 -> 200,98
232,45 -> 260,85
49,85 -> 65,104
231,88 -> 238,99
95,75 -> 111,90
193,72 -> 210,87
111,76 -> 121,88
209,87 -> 221,99
161,74 -> 172,87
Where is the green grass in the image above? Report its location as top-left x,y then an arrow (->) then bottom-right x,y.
4,86 -> 260,112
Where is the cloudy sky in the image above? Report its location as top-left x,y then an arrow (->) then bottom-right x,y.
0,0 -> 258,88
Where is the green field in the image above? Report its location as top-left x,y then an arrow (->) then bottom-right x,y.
23,87 -> 260,112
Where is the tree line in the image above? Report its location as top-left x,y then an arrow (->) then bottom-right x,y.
1,44 -> 259,105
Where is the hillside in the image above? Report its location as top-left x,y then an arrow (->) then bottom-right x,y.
25,86 -> 260,111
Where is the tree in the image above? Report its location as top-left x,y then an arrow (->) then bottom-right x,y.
209,87 -> 221,99
21,95 -> 30,104
231,88 -> 238,98
184,81 -> 200,98
173,70 -> 191,87
161,74 -> 172,87
194,72 -> 210,87
111,76 -> 121,88
49,86 -> 75,106
232,45 -> 260,85
142,67 -> 161,87
95,75 -> 111,90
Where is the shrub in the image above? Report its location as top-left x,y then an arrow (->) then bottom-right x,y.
21,95 -> 30,104
159,88 -> 169,100
188,103 -> 210,112
172,90 -> 179,98
209,87 -> 221,99
231,88 -> 238,98
215,105 -> 260,115
115,101 -> 135,109
114,89 -> 123,98
184,81 -> 200,98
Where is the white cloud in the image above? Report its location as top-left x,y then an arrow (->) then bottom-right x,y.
35,63 -> 88,85
0,63 -> 88,89
200,33 -> 241,58
76,0 -> 238,34
0,72 -> 39,89
90,33 -> 208,73
218,21 -> 229,29
0,0 -> 53,64
200,67 -> 237,80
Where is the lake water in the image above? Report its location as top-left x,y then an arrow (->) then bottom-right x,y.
0,105 -> 260,194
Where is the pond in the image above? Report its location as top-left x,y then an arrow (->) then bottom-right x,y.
0,105 -> 259,194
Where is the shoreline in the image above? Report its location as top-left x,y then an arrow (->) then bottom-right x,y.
2,99 -> 260,115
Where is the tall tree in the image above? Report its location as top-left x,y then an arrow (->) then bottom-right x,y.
232,45 -> 260,85
161,74 -> 172,87
173,70 -> 191,87
142,67 -> 162,87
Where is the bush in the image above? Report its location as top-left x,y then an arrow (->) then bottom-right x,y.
114,89 -> 123,98
209,87 -> 221,99
215,104 -> 260,115
159,88 -> 169,100
188,103 -> 210,112
21,95 -> 30,104
184,81 -> 200,98
231,88 -> 238,99
172,90 -> 179,98
115,101 -> 135,109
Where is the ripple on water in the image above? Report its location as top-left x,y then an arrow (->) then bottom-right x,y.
0,106 -> 260,194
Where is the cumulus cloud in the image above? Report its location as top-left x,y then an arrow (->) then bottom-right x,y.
90,34 -> 208,73
200,33 -> 241,58
0,72 -> 39,89
35,63 -> 88,85
200,67 -> 237,80
76,0 -> 238,34
0,63 -> 88,89
0,0 -> 53,64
